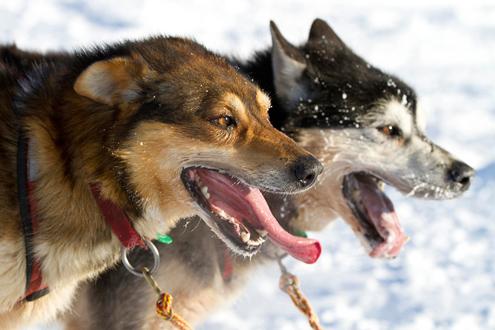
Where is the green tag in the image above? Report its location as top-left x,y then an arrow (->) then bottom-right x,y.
157,233 -> 173,244
294,229 -> 308,238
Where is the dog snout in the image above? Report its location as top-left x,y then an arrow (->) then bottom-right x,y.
447,160 -> 475,191
292,156 -> 323,188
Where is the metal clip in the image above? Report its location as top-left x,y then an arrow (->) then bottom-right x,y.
121,239 -> 160,277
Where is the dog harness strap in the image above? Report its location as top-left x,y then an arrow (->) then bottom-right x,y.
17,134 -> 49,302
17,133 -> 143,302
89,184 -> 146,250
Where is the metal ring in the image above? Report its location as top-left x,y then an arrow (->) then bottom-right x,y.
121,239 -> 160,277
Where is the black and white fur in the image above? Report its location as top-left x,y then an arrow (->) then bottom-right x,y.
257,19 -> 473,251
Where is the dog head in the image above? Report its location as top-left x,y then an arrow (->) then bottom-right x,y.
73,37 -> 322,262
268,20 -> 474,258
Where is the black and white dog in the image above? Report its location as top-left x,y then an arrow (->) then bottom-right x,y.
263,19 -> 473,258
62,19 -> 474,329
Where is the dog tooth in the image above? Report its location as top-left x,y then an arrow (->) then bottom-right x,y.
352,190 -> 361,201
256,237 -> 266,245
241,231 -> 250,243
249,240 -> 261,246
218,210 -> 233,222
256,229 -> 267,236
201,186 -> 209,199
378,181 -> 385,190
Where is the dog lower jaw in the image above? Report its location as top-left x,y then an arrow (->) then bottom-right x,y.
342,172 -> 408,259
197,209 -> 263,258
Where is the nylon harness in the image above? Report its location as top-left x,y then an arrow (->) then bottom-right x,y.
17,132 -> 145,302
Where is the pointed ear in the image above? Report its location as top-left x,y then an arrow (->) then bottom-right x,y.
308,18 -> 344,49
74,57 -> 144,106
270,21 -> 307,105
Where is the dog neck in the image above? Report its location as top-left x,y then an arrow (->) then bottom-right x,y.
13,63 -> 147,286
18,131 -> 145,301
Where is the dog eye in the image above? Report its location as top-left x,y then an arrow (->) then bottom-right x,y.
378,125 -> 403,138
211,115 -> 236,130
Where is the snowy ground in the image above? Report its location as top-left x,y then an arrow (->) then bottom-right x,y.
2,0 -> 494,329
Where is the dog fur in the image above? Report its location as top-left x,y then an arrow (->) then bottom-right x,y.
59,19 -> 474,329
2,17 -> 475,328
0,37 -> 319,329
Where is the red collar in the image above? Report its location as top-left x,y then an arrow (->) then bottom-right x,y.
89,184 -> 145,250
18,135 -> 144,301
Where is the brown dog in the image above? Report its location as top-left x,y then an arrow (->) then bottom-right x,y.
0,37 -> 321,329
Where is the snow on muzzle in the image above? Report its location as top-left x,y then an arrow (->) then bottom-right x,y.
183,168 -> 321,264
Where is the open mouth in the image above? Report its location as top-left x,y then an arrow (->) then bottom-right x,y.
342,172 -> 408,258
181,167 -> 321,264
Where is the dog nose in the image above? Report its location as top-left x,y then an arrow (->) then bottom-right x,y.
447,160 -> 474,190
292,156 -> 323,188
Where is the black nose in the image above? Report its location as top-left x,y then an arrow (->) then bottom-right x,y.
292,156 -> 323,188
447,160 -> 475,190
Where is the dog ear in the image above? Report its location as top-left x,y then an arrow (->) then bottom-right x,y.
270,21 -> 307,105
74,57 -> 145,106
308,18 -> 345,50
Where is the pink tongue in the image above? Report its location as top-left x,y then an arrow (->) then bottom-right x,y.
358,180 -> 407,258
196,169 -> 321,264
240,187 -> 321,264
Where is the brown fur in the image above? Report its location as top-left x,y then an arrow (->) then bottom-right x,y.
0,38 -> 317,329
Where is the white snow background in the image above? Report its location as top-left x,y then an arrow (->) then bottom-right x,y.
1,0 -> 493,329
